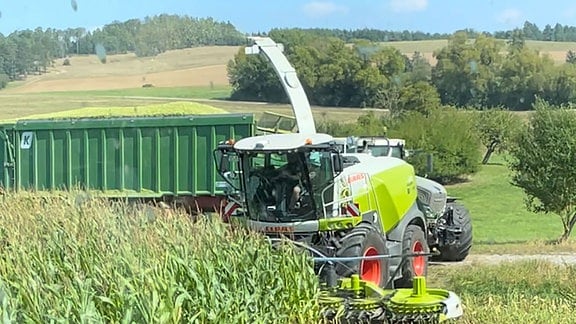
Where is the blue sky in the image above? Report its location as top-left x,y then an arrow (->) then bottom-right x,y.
1,0 -> 575,35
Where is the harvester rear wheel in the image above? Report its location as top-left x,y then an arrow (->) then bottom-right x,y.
396,224 -> 429,288
335,222 -> 389,288
436,202 -> 473,262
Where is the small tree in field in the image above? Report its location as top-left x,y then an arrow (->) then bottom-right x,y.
508,99 -> 576,242
566,50 -> 576,64
474,107 -> 523,164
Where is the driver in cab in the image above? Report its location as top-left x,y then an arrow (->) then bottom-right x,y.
274,153 -> 302,209
275,152 -> 321,210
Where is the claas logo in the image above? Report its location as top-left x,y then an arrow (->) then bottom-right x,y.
264,226 -> 294,233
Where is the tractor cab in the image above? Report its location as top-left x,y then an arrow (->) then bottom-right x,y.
215,133 -> 343,223
357,137 -> 407,159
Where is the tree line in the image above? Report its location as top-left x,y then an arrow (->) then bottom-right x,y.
0,14 -> 246,86
5,14 -> 576,95
228,29 -> 576,111
280,21 -> 576,43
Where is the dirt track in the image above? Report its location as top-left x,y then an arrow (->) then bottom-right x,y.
433,253 -> 576,267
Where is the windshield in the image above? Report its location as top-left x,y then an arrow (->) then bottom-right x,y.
367,146 -> 391,157
365,145 -> 404,158
241,150 -> 334,222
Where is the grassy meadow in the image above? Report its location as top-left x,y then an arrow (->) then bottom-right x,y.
444,154 -> 575,252
20,85 -> 233,100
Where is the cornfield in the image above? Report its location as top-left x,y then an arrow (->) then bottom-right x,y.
432,259 -> 576,323
0,192 -> 320,323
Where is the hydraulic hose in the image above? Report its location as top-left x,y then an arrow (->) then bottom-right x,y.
266,237 -> 435,263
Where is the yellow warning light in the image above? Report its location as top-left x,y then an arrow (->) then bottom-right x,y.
305,138 -> 312,145
226,138 -> 236,145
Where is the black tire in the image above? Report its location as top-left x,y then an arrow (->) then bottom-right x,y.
436,202 -> 473,262
396,224 -> 429,288
335,222 -> 389,288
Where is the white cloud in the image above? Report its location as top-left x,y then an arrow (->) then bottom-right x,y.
302,1 -> 349,18
389,0 -> 428,13
497,8 -> 523,25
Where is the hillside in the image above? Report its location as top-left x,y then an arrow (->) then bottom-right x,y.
3,40 -> 575,95
378,39 -> 576,65
4,46 -> 240,94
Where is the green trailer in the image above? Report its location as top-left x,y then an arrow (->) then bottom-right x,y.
0,113 -> 255,212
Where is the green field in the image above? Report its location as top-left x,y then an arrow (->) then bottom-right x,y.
445,154 -> 566,245
24,85 -> 233,100
442,152 -> 576,255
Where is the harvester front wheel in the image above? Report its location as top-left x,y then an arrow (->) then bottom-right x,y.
396,224 -> 429,288
436,202 -> 473,262
335,222 -> 389,288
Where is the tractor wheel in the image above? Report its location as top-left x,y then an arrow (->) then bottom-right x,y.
436,202 -> 473,262
395,224 -> 429,288
335,222 -> 389,288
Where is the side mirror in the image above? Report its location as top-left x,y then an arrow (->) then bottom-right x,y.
332,153 -> 343,173
219,152 -> 230,173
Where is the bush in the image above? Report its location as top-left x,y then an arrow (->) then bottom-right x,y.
317,111 -> 389,137
0,74 -> 9,89
388,107 -> 481,184
393,81 -> 441,118
0,192 -> 320,323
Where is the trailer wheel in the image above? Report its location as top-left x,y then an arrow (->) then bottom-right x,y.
436,202 -> 473,262
335,222 -> 389,288
396,224 -> 429,288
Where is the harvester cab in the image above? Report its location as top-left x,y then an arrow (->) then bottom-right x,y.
357,137 -> 407,159
217,132 -> 343,224
214,36 -> 465,322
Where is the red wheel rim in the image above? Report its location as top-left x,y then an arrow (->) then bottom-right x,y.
360,247 -> 381,286
412,241 -> 425,276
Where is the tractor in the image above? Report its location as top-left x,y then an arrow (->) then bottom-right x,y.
335,136 -> 407,159
214,37 -> 466,322
335,135 -> 473,263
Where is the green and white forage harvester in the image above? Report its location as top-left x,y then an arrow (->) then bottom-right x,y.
214,37 -> 469,322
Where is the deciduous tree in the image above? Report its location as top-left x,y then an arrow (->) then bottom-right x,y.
508,99 -> 576,242
474,108 -> 523,164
